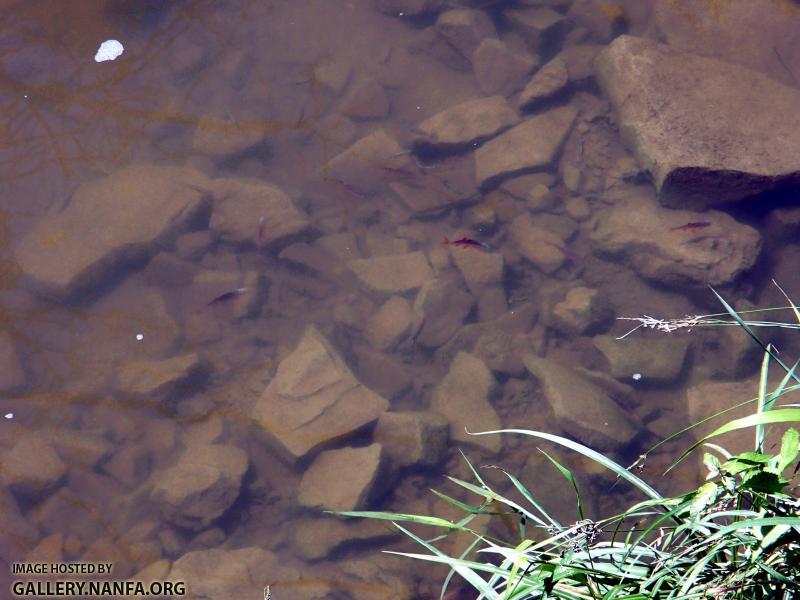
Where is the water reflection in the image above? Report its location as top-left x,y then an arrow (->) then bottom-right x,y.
2,0 -> 800,598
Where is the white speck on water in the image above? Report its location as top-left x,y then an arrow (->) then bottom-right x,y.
23,94 -> 28,99
416,106 -> 421,110
4,413 -> 13,420
632,373 -> 642,381
94,39 -> 124,62
399,12 -> 405,16
135,333 -> 144,341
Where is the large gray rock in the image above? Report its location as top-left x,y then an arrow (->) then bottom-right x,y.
252,325 -> 388,463
14,164 -> 210,298
523,355 -> 639,450
475,106 -> 577,188
590,189 -> 761,287
150,443 -> 248,531
431,352 -> 501,453
595,35 -> 800,209
416,96 -> 519,149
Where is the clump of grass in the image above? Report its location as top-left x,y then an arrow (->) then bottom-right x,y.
334,284 -> 800,599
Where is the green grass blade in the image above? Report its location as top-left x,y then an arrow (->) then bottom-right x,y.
674,408 -> 800,467
755,344 -> 771,452
540,449 -> 584,520
391,522 -> 501,598
466,428 -> 662,500
710,285 -> 800,386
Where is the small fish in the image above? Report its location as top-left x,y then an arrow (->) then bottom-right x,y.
206,287 -> 248,307
256,216 -> 267,247
670,221 -> 711,232
442,236 -> 490,250
323,176 -> 368,199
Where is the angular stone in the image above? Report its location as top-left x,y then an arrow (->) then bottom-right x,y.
505,7 -> 571,52
449,246 -> 503,295
252,325 -> 388,463
431,352 -> 501,453
14,165 -> 210,298
151,444 -> 248,531
412,278 -> 473,348
374,411 -> 449,468
509,214 -> 568,274
590,189 -> 761,287
191,115 -> 265,158
593,334 -> 690,385
473,39 -> 538,96
523,355 -> 639,450
340,77 -> 390,121
434,9 -> 497,59
209,177 -> 308,246
297,444 -> 383,511
322,130 -> 411,194
551,286 -> 612,336
416,96 -> 519,148
518,58 -> 569,110
2,434 -> 66,498
168,548 -> 281,599
115,353 -> 205,401
595,35 -> 800,209
366,296 -> 412,350
475,106 -> 577,187
348,252 -> 433,294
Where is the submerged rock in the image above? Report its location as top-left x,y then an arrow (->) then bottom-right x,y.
374,411 -> 449,469
551,286 -> 612,337
518,58 -> 569,110
431,352 -> 501,453
349,251 -> 433,294
150,443 -> 248,531
590,189 -> 761,288
523,355 -> 638,450
415,95 -> 518,149
14,164 -> 210,299
595,35 -> 800,209
209,177 -> 309,247
593,334 -> 690,385
251,325 -> 388,463
297,444 -> 383,511
2,434 -> 66,498
473,39 -> 538,96
168,547 -> 281,599
475,106 -> 577,188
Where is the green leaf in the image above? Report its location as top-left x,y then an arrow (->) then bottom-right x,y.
734,451 -> 772,463
776,427 -> 800,475
703,452 -> 721,478
690,481 -> 719,517
740,470 -> 788,493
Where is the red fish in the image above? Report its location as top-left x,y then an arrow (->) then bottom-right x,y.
323,176 -> 368,199
670,221 -> 711,232
442,236 -> 490,250
255,216 -> 267,247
